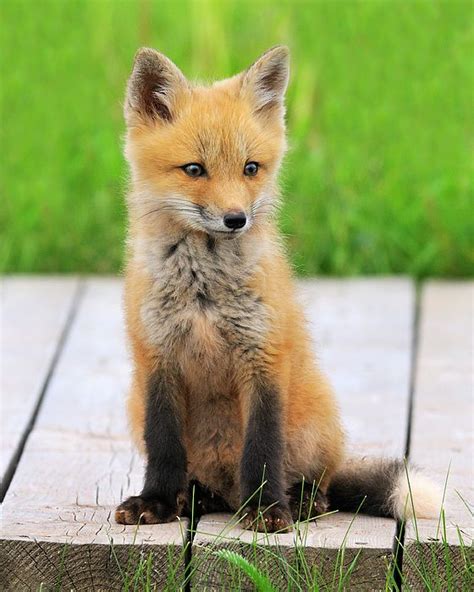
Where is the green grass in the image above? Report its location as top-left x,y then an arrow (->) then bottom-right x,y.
1,0 -> 472,276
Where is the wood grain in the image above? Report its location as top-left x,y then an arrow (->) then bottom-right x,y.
192,278 -> 415,590
1,276 -> 79,491
0,279 -> 189,591
404,281 -> 473,591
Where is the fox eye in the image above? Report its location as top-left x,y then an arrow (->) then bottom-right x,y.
182,163 -> 206,178
244,161 -> 259,176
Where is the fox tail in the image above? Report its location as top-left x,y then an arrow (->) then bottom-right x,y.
327,458 -> 442,520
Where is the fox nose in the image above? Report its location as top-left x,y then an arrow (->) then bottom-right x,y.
223,211 -> 247,230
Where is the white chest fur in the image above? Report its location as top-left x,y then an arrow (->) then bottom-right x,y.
139,233 -> 269,390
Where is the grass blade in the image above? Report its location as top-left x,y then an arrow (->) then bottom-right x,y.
214,549 -> 277,592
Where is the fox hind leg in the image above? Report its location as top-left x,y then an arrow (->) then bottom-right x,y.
288,481 -> 329,522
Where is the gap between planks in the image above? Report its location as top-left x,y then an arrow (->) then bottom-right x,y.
403,281 -> 474,591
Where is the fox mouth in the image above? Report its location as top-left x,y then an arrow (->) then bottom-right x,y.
210,228 -> 248,239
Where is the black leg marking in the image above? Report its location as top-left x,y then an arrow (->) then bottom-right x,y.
142,372 -> 187,502
288,481 -> 329,522
116,371 -> 187,525
239,378 -> 292,532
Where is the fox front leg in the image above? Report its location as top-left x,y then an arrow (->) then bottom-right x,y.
115,371 -> 187,524
239,377 -> 292,532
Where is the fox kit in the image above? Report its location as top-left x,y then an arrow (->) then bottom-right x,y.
115,47 -> 440,531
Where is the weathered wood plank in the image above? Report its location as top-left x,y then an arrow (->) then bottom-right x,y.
404,281 -> 473,591
0,279 -> 189,591
0,276 -> 79,494
192,278 -> 415,590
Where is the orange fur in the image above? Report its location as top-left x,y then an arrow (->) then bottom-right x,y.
121,46 -> 344,522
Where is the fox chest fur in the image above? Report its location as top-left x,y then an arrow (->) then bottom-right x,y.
139,233 -> 269,502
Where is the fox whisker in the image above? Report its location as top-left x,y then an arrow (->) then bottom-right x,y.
252,195 -> 279,219
138,199 -> 202,220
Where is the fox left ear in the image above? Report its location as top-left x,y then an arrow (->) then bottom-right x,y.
241,46 -> 289,116
125,48 -> 188,125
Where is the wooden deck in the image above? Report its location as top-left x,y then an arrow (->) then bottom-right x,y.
0,276 -> 472,591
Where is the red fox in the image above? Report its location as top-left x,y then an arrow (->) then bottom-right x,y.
115,46 -> 441,531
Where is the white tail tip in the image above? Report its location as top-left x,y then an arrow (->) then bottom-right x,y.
390,468 -> 444,520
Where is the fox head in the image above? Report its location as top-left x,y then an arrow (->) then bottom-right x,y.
124,46 -> 289,240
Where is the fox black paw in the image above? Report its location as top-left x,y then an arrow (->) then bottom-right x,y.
240,505 -> 293,533
115,493 -> 186,525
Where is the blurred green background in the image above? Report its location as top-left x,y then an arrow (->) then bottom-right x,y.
1,0 -> 472,276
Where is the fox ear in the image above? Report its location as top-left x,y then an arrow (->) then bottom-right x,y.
241,46 -> 289,116
125,48 -> 188,124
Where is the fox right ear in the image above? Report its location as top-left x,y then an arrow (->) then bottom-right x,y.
241,46 -> 290,117
125,48 -> 188,125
